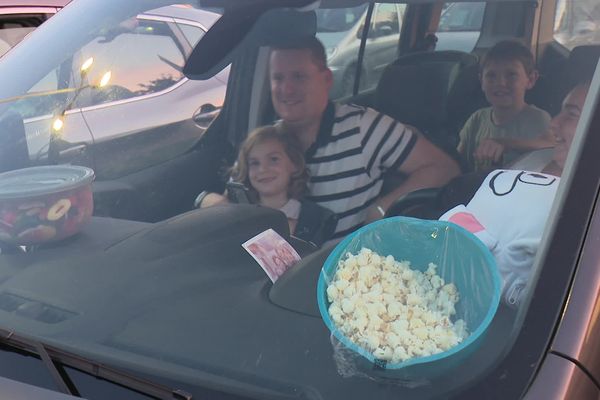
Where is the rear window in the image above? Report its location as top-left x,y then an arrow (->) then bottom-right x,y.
553,0 -> 600,50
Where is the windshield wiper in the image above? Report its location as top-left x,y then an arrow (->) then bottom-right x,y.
31,335 -> 78,396
0,327 -> 193,399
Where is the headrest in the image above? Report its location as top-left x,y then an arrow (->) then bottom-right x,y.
375,51 -> 478,129
389,50 -> 478,68
568,45 -> 600,83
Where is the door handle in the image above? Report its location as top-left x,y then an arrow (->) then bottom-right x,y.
58,143 -> 87,159
193,104 -> 221,128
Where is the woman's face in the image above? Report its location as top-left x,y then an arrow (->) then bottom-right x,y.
551,85 -> 589,169
247,139 -> 297,198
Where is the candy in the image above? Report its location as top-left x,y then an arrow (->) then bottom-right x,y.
0,187 -> 92,245
47,199 -> 72,221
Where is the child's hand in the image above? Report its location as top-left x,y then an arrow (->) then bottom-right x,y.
474,139 -> 505,165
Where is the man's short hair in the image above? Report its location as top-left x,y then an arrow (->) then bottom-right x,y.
481,40 -> 535,74
270,35 -> 328,70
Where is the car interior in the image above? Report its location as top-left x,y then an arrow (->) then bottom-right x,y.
94,1 -> 596,395
0,0 -> 599,398
179,1 -> 600,393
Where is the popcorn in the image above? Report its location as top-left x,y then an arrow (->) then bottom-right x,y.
342,285 -> 356,298
335,279 -> 349,291
337,268 -> 353,281
327,285 -> 339,302
341,298 -> 355,314
326,247 -> 468,364
393,346 -> 410,362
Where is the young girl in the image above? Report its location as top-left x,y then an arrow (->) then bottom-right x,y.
230,124 -> 337,247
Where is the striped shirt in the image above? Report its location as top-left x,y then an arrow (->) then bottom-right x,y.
305,102 -> 416,239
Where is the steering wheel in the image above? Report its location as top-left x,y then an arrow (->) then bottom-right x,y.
384,187 -> 441,219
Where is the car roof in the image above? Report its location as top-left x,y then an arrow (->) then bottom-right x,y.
143,5 -> 222,26
200,0 -> 532,7
0,0 -> 70,7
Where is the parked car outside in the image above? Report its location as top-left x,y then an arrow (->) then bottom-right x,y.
316,3 -> 405,98
0,1 -> 598,399
0,0 -> 69,57
319,1 -> 487,100
3,3 -> 229,221
435,1 -> 486,52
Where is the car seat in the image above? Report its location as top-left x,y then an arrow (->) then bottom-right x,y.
374,50 -> 479,155
567,45 -> 600,85
530,45 -> 600,116
445,62 -> 488,147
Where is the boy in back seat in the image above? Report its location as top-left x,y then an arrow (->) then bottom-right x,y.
457,40 -> 551,172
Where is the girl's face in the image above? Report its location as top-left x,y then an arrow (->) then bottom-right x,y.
247,139 -> 297,198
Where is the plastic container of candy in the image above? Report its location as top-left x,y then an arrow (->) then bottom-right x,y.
0,166 -> 95,245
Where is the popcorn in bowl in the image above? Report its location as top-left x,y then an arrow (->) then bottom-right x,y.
326,247 -> 468,364
317,216 -> 501,376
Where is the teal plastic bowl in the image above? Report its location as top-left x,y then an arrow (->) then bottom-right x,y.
317,216 -> 501,377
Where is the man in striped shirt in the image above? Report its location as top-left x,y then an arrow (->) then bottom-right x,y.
201,36 -> 460,240
270,36 -> 460,239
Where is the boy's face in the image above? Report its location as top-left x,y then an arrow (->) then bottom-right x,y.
480,60 -> 537,110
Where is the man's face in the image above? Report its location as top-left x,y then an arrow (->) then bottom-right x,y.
480,60 -> 536,110
269,49 -> 332,127
551,84 -> 589,168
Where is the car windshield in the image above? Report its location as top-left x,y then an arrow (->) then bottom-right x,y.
0,0 -> 599,398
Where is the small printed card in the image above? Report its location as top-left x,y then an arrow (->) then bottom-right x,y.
242,228 -> 301,282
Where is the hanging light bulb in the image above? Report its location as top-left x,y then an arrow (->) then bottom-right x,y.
99,71 -> 112,88
52,116 -> 64,133
80,57 -> 94,74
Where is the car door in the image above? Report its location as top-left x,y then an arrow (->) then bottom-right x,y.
73,10 -> 228,221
